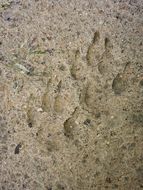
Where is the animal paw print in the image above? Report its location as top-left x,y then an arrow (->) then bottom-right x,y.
70,31 -> 114,80
86,31 -> 114,76
112,73 -> 127,95
70,49 -> 86,80
81,81 -> 106,115
112,62 -> 133,95
86,31 -> 100,66
42,89 -> 52,112
63,107 -> 79,139
98,37 -> 114,75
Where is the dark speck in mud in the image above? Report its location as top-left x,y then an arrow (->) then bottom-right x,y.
139,79 -> 143,87
84,119 -> 91,126
23,184 -> 26,188
6,17 -> 11,21
47,49 -> 54,55
59,65 -> 65,71
14,143 -> 22,154
106,177 -> 112,183
28,122 -> 33,128
26,64 -> 34,75
47,187 -> 52,190
57,184 -> 65,190
41,61 -> 46,65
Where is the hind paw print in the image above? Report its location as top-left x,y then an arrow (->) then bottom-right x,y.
86,31 -> 114,76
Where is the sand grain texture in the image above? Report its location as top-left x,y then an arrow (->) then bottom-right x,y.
0,0 -> 143,189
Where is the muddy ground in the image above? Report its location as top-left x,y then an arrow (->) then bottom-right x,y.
0,0 -> 143,190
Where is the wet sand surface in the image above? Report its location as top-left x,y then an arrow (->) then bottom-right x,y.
0,0 -> 143,189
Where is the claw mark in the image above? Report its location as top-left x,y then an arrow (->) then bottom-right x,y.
41,79 -> 52,112
14,143 -> 22,154
92,31 -> 100,44
104,37 -> 113,59
56,81 -> 62,93
79,82 -> 95,109
71,50 -> 84,79
98,37 -> 113,74
86,31 -> 100,66
54,94 -> 65,113
104,37 -> 113,51
27,107 -> 34,128
42,91 -> 52,112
